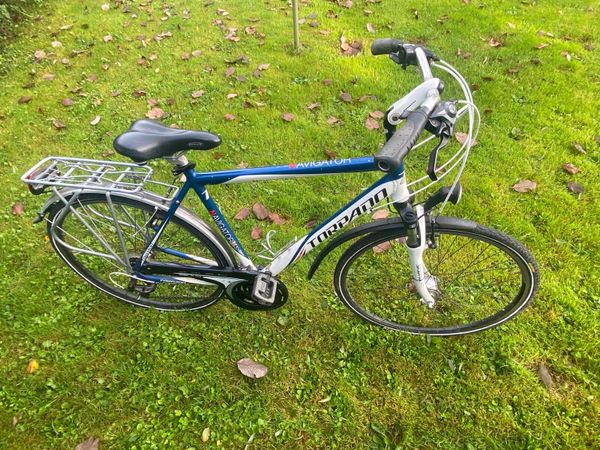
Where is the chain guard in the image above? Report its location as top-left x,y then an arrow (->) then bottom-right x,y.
227,279 -> 288,310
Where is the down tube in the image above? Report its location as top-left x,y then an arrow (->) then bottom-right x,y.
266,171 -> 405,276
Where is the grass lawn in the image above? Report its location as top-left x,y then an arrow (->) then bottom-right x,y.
0,0 -> 598,448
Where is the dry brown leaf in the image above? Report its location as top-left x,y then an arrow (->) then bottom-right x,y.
534,43 -> 549,49
226,93 -> 238,99
224,113 -> 236,121
181,52 -> 190,60
146,107 -> 165,119
324,149 -> 336,160
251,226 -> 262,240
245,26 -> 256,35
75,437 -> 100,450
366,23 -> 376,33
90,115 -> 101,126
252,203 -> 269,220
103,34 -> 113,43
12,202 -> 25,216
268,212 -> 285,225
561,51 -> 572,61
572,142 -> 586,154
340,92 -> 352,103
537,364 -> 554,390
42,73 -> 55,81
147,98 -> 158,107
191,90 -> 205,98
305,219 -> 318,228
62,98 -> 74,107
512,180 -> 537,193
212,152 -> 225,160
488,38 -> 503,47
562,163 -> 580,175
455,132 -> 478,147
323,79 -> 333,85
225,67 -> 235,77
34,50 -> 46,61
281,112 -> 295,122
52,119 -> 66,129
365,116 -> 379,130
307,102 -> 320,110
373,241 -> 392,253
237,358 -> 267,378
369,110 -> 384,119
327,116 -> 340,125
567,181 -> 584,195
257,63 -> 270,71
371,209 -> 389,220
18,96 -> 32,104
51,40 -> 62,48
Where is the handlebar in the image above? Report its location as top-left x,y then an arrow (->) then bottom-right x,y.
372,38 -> 442,172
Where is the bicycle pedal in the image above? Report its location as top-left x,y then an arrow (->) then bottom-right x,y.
252,274 -> 278,305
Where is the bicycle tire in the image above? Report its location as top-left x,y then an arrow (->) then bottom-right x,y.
47,193 -> 233,310
334,217 -> 539,336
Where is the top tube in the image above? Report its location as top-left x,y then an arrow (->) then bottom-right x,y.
189,156 -> 377,185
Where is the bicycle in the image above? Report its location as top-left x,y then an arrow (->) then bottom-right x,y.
22,38 -> 539,336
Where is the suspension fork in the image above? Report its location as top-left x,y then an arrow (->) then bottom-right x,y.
393,200 -> 436,308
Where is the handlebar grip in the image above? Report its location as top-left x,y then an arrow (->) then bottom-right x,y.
374,107 -> 430,172
371,38 -> 404,56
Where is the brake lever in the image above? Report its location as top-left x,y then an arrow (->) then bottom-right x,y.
427,134 -> 449,181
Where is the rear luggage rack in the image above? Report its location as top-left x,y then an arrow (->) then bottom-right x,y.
22,157 -> 154,194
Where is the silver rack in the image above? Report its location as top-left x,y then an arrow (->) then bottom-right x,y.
22,157 -> 155,193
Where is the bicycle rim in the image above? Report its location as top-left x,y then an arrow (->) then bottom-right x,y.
48,194 -> 230,310
334,220 -> 538,335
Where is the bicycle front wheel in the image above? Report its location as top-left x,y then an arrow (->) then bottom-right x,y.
47,193 -> 233,310
334,218 -> 539,336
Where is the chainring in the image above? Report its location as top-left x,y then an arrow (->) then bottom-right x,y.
227,279 -> 288,310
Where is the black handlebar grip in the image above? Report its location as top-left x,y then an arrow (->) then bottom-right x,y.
374,107 -> 430,172
371,38 -> 404,56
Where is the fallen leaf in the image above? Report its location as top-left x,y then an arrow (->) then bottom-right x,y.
339,0 -> 353,8
62,98 -> 74,106
455,132 -> 478,146
225,67 -> 235,77
257,63 -> 270,71
181,52 -> 190,60
534,43 -> 549,49
245,26 -> 256,35
488,38 -> 503,47
147,98 -> 158,107
234,208 -> 249,222
90,115 -> 101,126
340,35 -> 362,56
369,110 -> 384,119
327,116 -> 340,125
572,142 -> 586,154
52,119 -> 66,129
191,90 -> 205,98
372,209 -> 389,220
268,212 -> 285,225
42,73 -> 55,81
537,363 -> 554,390
51,40 -> 62,48
34,50 -> 46,61
366,23 -> 376,33
192,49 -> 202,57
202,427 -> 210,443
237,162 -> 249,168
281,112 -> 295,122
101,3 -> 109,11
75,437 -> 100,450
26,359 -> 38,373
512,180 -> 537,193
224,113 -> 236,121
307,102 -> 320,110
251,226 -> 262,240
18,96 -> 32,104
305,219 -> 318,228
86,74 -> 97,82
146,108 -> 166,120
562,163 -> 580,175
133,89 -> 147,97
212,152 -> 225,160
365,116 -> 379,130
226,93 -> 238,99
340,92 -> 352,103
323,79 -> 333,85
373,241 -> 392,253
12,202 -> 25,216
225,28 -> 240,42
237,358 -> 268,378
103,34 -> 113,43
560,50 -> 572,61
324,149 -> 336,160
252,202 -> 269,220
567,181 -> 584,195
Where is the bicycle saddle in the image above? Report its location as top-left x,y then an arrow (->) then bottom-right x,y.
113,120 -> 221,162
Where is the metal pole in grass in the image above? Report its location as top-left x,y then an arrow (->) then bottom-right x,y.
292,0 -> 300,50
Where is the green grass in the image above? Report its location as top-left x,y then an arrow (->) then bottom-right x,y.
0,0 -> 598,448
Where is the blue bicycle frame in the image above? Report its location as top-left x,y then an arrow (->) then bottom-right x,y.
136,156 -> 406,277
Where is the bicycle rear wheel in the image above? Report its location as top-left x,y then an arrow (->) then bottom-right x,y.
334,218 -> 539,335
47,193 -> 233,310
